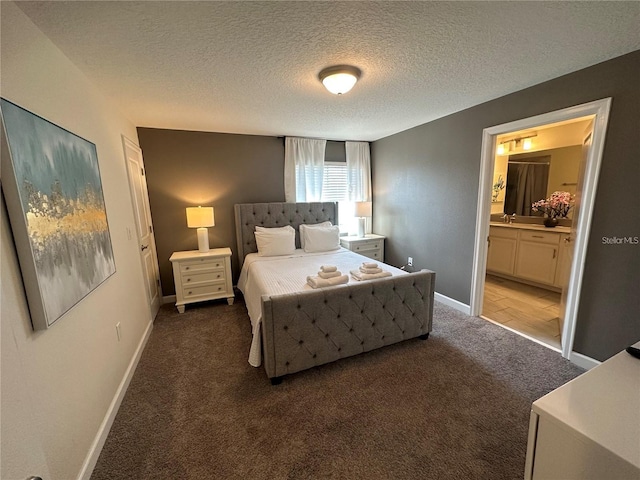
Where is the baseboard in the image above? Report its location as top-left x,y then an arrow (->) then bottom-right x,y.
434,292 -> 471,315
569,351 -> 601,371
77,319 -> 154,480
162,294 -> 176,304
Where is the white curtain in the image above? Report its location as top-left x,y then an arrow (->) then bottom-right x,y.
345,141 -> 372,202
345,141 -> 372,234
284,137 -> 327,202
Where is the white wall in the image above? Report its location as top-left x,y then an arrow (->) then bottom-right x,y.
1,3 -> 152,479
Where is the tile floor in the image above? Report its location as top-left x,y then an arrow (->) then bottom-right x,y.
482,274 -> 561,349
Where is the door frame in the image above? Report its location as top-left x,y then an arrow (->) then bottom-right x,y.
470,98 -> 611,362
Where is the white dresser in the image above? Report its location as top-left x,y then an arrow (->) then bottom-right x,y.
339,234 -> 385,261
525,342 -> 640,479
169,248 -> 234,313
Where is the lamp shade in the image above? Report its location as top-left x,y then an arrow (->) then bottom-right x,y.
354,201 -> 372,217
186,206 -> 215,228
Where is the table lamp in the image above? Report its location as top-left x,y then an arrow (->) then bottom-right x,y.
354,201 -> 372,238
186,206 -> 215,253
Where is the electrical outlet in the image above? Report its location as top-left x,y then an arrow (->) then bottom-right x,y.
116,322 -> 121,341
408,257 -> 413,267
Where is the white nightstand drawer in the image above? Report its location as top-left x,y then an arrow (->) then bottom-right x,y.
182,270 -> 226,285
180,258 -> 225,273
183,280 -> 227,299
352,241 -> 381,252
339,234 -> 385,262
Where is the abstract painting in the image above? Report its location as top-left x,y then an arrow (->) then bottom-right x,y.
1,99 -> 115,329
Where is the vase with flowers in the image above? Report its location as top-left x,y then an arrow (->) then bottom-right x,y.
492,174 -> 505,202
531,191 -> 574,227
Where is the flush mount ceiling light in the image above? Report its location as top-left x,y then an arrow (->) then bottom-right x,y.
318,65 -> 361,95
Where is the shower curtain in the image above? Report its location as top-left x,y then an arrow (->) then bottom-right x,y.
504,162 -> 549,216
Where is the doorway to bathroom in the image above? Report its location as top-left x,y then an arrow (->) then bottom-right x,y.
482,119 -> 590,350
470,98 -> 611,367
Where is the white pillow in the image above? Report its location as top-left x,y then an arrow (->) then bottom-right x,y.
255,225 -> 294,233
255,227 -> 295,256
303,225 -> 340,253
299,221 -> 332,249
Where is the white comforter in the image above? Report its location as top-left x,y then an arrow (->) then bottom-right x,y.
237,247 -> 406,367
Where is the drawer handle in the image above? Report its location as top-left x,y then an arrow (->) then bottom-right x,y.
553,249 -> 557,259
532,235 -> 544,238
185,266 -> 190,270
217,287 -> 222,291
188,291 -> 192,295
216,263 -> 220,267
186,278 -> 191,282
217,274 -> 221,278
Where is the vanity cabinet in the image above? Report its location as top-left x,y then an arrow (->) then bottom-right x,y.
515,231 -> 559,285
487,227 -> 518,275
487,225 -> 570,290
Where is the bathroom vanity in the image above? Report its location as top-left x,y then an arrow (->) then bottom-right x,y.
487,223 -> 572,291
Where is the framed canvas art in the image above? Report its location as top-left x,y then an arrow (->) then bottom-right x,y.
0,99 -> 115,329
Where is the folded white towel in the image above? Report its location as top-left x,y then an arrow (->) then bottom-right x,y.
362,262 -> 379,269
359,266 -> 382,274
318,270 -> 342,279
320,265 -> 338,273
350,269 -> 392,281
307,275 -> 349,289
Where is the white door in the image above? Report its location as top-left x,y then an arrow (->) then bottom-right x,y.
559,123 -> 593,346
122,136 -> 161,318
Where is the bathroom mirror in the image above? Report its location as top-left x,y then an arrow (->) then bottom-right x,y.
493,146 -> 581,217
504,155 -> 550,216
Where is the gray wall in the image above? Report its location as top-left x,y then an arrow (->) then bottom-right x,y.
371,50 -> 640,362
138,129 -> 285,293
138,132 -> 347,295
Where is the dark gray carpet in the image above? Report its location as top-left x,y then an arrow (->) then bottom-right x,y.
91,298 -> 584,480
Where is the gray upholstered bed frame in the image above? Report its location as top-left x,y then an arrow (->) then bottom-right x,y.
234,202 -> 435,383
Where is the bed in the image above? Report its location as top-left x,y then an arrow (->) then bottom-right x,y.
234,202 -> 435,384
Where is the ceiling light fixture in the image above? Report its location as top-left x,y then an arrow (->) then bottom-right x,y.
319,65 -> 361,95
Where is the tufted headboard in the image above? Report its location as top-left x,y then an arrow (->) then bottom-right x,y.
234,202 -> 338,263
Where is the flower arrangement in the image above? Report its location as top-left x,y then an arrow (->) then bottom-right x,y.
492,175 -> 505,202
531,191 -> 574,218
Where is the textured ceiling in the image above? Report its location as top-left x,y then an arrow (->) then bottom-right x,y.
16,1 -> 640,141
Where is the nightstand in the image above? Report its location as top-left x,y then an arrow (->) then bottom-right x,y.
169,248 -> 234,313
339,234 -> 385,261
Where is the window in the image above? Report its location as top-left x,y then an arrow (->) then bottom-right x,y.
322,162 -> 353,233
321,162 -> 347,201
